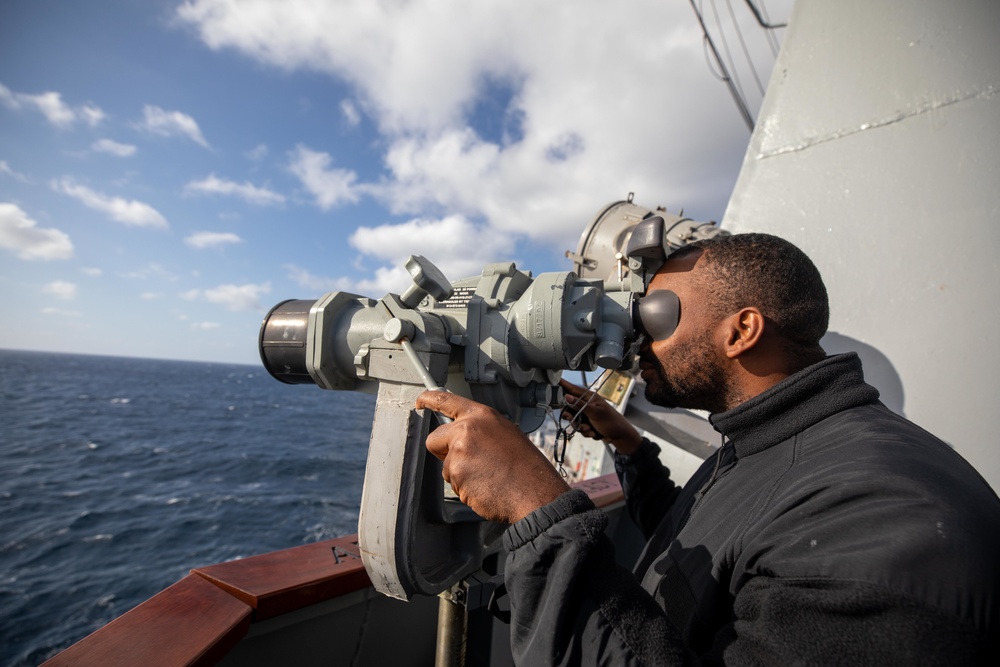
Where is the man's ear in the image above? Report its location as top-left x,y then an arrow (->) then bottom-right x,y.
722,308 -> 765,358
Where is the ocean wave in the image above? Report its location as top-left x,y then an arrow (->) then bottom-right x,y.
0,349 -> 375,666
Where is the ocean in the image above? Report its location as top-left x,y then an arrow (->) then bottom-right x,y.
0,349 -> 376,666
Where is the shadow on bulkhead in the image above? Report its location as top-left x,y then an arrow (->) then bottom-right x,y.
821,332 -> 905,418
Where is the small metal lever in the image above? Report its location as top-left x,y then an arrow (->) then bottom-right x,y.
384,318 -> 452,422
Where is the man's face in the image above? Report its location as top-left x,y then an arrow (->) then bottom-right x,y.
637,251 -> 730,414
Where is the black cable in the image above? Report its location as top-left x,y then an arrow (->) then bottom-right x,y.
687,0 -> 755,132
702,37 -> 727,81
707,0 -> 750,113
688,0 -> 753,132
743,0 -> 788,29
756,0 -> 782,55
724,0 -> 766,97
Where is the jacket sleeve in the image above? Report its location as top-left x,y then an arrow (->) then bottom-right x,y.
503,489 -> 691,666
615,438 -> 684,539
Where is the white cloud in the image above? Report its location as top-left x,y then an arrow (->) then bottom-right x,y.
140,291 -> 164,300
92,138 -> 137,157
52,177 -> 169,228
82,267 -> 103,277
183,282 -> 271,311
340,99 -> 361,126
0,203 -> 74,260
205,283 -> 270,310
245,143 -> 268,160
350,216 -> 498,262
0,160 -> 29,183
43,280 -> 78,300
288,145 -> 359,210
184,174 -> 285,205
32,92 -> 78,127
176,0 -> 792,250
138,104 -> 209,148
120,263 -> 178,281
0,84 -> 15,108
41,306 -> 83,317
284,264 -> 356,293
0,82 -> 105,127
79,105 -> 106,126
281,214 -> 517,296
190,321 -> 221,330
351,214 -> 514,287
184,231 -> 244,249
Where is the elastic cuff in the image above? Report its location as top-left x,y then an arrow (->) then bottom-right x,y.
503,489 -> 596,551
614,437 -> 661,471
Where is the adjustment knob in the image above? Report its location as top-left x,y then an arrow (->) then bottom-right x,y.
400,255 -> 453,308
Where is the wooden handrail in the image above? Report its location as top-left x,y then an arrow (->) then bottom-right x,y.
193,534 -> 371,622
41,575 -> 252,667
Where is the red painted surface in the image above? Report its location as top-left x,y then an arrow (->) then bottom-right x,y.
573,472 -> 624,508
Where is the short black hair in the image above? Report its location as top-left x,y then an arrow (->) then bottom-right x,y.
684,233 -> 829,363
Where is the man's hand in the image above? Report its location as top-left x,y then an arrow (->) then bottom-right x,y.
560,379 -> 644,455
416,391 -> 571,524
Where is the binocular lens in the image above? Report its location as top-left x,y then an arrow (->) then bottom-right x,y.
259,299 -> 317,384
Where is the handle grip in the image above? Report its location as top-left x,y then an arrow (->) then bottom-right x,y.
357,361 -> 499,600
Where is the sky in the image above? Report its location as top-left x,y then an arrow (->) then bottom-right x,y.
0,0 -> 792,365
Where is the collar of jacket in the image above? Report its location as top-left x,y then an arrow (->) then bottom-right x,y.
708,352 -> 881,458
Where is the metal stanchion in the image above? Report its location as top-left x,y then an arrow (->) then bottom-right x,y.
435,581 -> 468,666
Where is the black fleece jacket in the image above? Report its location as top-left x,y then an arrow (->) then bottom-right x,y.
503,353 -> 1000,665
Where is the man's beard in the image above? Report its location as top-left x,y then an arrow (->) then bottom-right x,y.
641,336 -> 731,414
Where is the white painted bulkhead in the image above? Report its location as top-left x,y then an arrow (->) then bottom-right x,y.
724,0 -> 1000,489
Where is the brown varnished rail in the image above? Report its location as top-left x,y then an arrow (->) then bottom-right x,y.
41,574 -> 252,667
194,534 -> 371,621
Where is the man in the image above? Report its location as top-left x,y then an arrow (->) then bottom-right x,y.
415,233 -> 1000,665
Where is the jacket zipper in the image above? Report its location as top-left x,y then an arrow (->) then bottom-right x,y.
679,438 -> 733,532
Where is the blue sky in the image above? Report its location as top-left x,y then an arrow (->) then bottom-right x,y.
0,0 -> 790,364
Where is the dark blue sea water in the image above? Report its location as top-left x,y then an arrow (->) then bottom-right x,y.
0,349 -> 376,666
